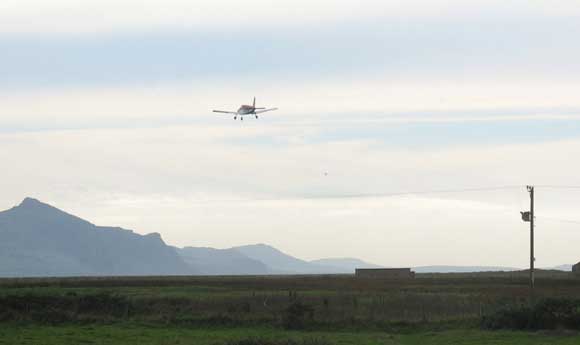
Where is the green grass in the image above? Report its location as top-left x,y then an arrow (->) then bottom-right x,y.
1,324 -> 579,345
0,285 -> 239,298
2,275 -> 580,344
1,275 -> 580,328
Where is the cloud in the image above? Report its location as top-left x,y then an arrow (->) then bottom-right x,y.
1,0 -> 579,34
0,0 -> 377,34
2,81 -> 580,135
2,12 -> 580,90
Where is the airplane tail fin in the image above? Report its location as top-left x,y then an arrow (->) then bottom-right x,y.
253,97 -> 256,108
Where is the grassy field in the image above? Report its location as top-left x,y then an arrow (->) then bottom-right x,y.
1,273 -> 580,344
2,324 -> 580,345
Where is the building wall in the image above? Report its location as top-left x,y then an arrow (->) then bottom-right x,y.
355,268 -> 415,279
573,263 -> 580,274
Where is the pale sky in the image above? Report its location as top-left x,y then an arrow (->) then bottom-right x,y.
2,0 -> 580,268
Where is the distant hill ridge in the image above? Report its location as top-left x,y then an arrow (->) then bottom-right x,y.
412,265 -> 519,273
0,198 -> 191,277
177,246 -> 269,275
0,198 -> 573,277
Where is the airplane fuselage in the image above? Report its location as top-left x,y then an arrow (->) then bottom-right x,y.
237,105 -> 255,115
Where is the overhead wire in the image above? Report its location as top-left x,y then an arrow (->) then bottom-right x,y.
520,186 -> 580,225
185,185 -> 524,204
536,185 -> 580,189
537,216 -> 580,225
298,185 -> 524,200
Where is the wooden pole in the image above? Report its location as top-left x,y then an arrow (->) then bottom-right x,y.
528,185 -> 535,303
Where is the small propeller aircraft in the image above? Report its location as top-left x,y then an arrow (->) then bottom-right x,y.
213,97 -> 277,120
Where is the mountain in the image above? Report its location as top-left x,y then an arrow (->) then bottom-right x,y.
0,198 -> 192,277
310,258 -> 382,272
177,247 -> 269,275
0,198 -> 381,277
178,246 -> 380,275
232,244 -> 346,274
545,264 -> 572,271
412,265 -> 519,273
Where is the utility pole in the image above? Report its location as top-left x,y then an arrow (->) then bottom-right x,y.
521,185 -> 535,303
529,185 -> 535,295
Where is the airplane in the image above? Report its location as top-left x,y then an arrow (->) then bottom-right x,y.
213,97 -> 277,120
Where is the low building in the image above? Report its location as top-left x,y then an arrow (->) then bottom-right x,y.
573,262 -> 580,275
355,268 -> 415,279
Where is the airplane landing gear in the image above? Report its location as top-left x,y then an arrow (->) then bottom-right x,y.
255,115 -> 259,119
234,116 -> 237,120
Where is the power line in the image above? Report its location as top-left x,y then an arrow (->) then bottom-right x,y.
536,185 -> 580,189
300,185 -> 524,200
537,216 -> 580,225
185,185 -> 524,204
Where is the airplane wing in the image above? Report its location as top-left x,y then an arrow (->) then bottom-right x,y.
213,110 -> 238,114
254,108 -> 278,114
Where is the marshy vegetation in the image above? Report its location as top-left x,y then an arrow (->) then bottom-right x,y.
1,273 -> 580,330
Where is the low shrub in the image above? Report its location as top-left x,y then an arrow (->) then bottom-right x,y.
224,337 -> 331,345
481,298 -> 580,330
283,301 -> 314,330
